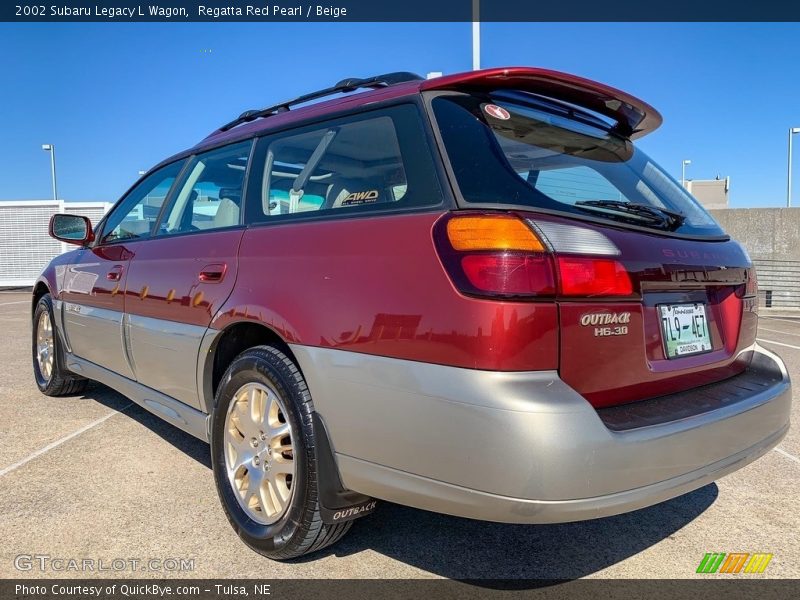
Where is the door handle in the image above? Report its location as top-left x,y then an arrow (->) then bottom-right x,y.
106,265 -> 124,281
199,263 -> 227,283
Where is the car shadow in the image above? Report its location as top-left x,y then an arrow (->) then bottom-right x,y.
82,382 -> 212,469
81,382 -> 717,583
318,484 -> 717,583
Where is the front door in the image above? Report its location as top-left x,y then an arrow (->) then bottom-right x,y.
124,141 -> 252,409
59,243 -> 133,378
59,160 -> 186,378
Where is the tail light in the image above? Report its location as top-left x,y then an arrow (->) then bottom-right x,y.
434,212 -> 633,300
558,257 -> 633,296
461,254 -> 556,296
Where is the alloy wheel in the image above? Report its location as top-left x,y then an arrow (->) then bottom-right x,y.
36,311 -> 54,382
223,382 -> 296,524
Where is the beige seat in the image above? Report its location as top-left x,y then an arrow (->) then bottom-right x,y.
211,193 -> 240,228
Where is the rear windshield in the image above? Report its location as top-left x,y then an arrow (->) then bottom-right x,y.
431,91 -> 726,237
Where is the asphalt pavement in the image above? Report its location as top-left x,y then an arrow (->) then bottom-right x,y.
1,292 -> 798,580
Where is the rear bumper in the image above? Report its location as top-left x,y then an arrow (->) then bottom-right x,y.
292,344 -> 791,524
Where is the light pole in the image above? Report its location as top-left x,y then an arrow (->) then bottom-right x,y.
681,159 -> 691,188
788,127 -> 800,208
41,144 -> 58,201
472,0 -> 480,71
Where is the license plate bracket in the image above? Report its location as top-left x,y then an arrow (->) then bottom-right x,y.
658,303 -> 713,359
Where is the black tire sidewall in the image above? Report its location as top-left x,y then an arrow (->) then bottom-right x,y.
210,349 -> 314,555
32,295 -> 57,392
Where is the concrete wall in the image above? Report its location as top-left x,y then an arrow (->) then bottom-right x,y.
688,178 -> 729,209
709,207 -> 800,308
709,208 -> 800,261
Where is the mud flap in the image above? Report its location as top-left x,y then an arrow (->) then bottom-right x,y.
313,412 -> 378,524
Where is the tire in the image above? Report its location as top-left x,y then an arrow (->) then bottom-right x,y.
210,345 -> 352,560
32,293 -> 87,396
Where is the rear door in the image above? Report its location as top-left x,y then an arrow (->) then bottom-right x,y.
60,162 -> 184,378
123,141 -> 252,409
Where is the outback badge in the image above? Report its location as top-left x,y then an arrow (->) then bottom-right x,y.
580,311 -> 631,337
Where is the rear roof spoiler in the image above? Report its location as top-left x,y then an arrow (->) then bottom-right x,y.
420,67 -> 662,140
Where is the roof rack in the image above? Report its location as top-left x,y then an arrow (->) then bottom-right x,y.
214,71 -> 424,134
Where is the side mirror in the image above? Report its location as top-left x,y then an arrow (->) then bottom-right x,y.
49,214 -> 94,246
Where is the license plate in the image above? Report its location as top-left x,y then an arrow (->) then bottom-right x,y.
658,303 -> 712,359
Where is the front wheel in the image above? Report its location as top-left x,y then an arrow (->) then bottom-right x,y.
210,346 -> 352,559
32,294 -> 87,396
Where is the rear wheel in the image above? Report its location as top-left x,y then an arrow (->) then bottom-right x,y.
32,294 -> 87,396
210,345 -> 352,559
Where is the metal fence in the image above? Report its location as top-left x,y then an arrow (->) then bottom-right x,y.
0,201 -> 111,287
754,259 -> 800,309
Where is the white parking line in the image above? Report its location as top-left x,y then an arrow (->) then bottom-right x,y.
775,448 -> 800,465
0,300 -> 29,307
759,327 -> 800,338
761,316 -> 800,325
757,338 -> 800,351
0,403 -> 132,478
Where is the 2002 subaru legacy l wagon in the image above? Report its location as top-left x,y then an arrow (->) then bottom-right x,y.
33,67 -> 791,559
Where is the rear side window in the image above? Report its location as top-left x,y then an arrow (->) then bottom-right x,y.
246,104 -> 442,224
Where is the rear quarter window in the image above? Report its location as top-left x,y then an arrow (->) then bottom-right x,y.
244,104 -> 443,224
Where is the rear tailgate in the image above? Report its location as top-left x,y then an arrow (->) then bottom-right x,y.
547,216 -> 758,408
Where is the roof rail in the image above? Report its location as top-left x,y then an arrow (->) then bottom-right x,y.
214,71 -> 423,134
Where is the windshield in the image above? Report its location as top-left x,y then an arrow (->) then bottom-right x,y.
431,91 -> 726,237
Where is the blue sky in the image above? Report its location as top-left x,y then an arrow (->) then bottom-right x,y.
1,22 -> 799,207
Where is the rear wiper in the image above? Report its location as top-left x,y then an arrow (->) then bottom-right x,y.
575,200 -> 685,231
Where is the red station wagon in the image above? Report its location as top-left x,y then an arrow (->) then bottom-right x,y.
33,67 -> 792,559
